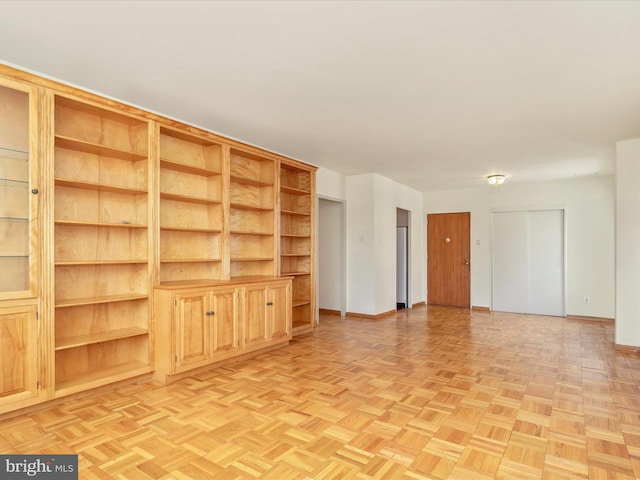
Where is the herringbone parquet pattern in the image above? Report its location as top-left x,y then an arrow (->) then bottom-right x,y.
2,306 -> 640,479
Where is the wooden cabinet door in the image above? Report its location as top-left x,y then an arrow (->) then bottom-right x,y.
211,288 -> 239,357
269,282 -> 291,341
0,305 -> 39,409
243,285 -> 269,348
0,79 -> 39,300
175,291 -> 210,370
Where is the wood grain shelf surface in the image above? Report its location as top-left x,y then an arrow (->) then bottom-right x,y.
230,257 -> 274,262
229,202 -> 274,212
280,209 -> 311,216
230,175 -> 273,188
280,185 -> 310,195
292,298 -> 311,307
159,158 -> 221,177
55,135 -> 147,162
55,177 -> 147,195
54,362 -> 151,398
159,191 -> 221,205
55,327 -> 149,350
160,258 -> 222,263
54,260 -> 148,266
55,293 -> 148,308
280,233 -> 310,238
54,220 -> 147,229
160,225 -> 222,233
229,230 -> 273,236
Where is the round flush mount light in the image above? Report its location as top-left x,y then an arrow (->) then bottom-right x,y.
487,174 -> 505,186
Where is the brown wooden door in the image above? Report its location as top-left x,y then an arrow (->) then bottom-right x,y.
427,212 -> 470,308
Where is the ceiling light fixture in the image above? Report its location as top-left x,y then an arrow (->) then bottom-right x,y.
487,174 -> 505,186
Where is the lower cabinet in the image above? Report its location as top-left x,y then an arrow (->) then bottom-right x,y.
154,277 -> 292,383
244,281 -> 291,347
0,304 -> 46,414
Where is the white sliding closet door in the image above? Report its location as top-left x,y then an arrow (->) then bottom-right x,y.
528,210 -> 564,315
492,209 -> 565,317
492,211 -> 529,314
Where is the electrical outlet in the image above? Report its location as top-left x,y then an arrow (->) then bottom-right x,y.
584,296 -> 590,304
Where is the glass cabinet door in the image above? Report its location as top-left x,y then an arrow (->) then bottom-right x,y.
0,81 -> 36,296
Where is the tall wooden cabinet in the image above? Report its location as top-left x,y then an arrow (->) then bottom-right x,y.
0,63 -> 316,414
0,77 -> 46,413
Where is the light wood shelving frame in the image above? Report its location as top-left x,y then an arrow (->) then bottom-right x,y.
0,63 -> 316,415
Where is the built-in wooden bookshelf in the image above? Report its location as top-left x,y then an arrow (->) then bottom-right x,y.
229,148 -> 276,279
279,162 -> 316,333
53,95 -> 151,397
0,63 -> 317,415
158,127 -> 224,282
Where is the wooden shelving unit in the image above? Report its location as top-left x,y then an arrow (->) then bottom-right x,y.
53,95 -> 151,397
158,127 -> 223,282
279,162 -> 316,333
0,63 -> 318,414
229,148 -> 276,279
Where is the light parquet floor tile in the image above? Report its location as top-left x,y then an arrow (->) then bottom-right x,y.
3,305 -> 640,479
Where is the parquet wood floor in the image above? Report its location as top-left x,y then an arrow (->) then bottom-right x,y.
3,306 -> 640,479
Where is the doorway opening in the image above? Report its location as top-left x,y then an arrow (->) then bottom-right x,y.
317,197 -> 346,318
397,208 -> 410,310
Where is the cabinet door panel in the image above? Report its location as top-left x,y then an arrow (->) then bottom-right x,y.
212,288 -> 239,355
0,305 -> 38,407
269,283 -> 291,341
244,287 -> 268,347
0,80 -> 38,298
175,292 -> 209,368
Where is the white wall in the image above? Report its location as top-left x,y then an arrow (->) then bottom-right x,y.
372,174 -> 425,314
344,173 -> 425,315
316,168 -> 426,316
343,174 -> 375,314
616,139 -> 640,347
424,175 -> 615,318
316,167 -> 346,201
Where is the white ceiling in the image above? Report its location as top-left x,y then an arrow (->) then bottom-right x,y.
1,1 -> 639,192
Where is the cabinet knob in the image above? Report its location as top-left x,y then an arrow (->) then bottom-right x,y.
266,302 -> 274,306
31,188 -> 39,194
205,311 -> 211,316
